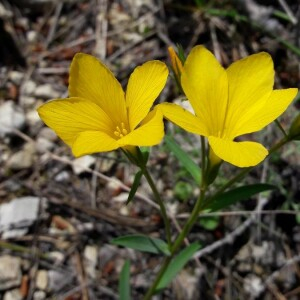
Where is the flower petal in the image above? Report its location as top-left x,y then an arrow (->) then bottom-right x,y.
181,46 -> 228,136
230,88 -> 298,137
37,97 -> 114,147
225,52 -> 274,138
72,131 -> 119,157
118,109 -> 164,147
126,60 -> 168,130
208,136 -> 268,167
157,103 -> 209,136
68,53 -> 127,124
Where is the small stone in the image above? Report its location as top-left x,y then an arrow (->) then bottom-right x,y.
19,96 -> 36,108
0,101 -> 25,136
33,291 -> 46,300
0,3 -> 12,18
2,229 -> 28,240
7,143 -> 35,170
113,193 -> 129,203
26,110 -> 42,127
9,71 -> 24,85
0,196 -> 42,236
3,289 -> 22,300
48,252 -> 64,264
84,245 -> 98,279
48,270 -> 70,292
36,137 -> 54,153
54,171 -> 69,182
21,80 -> 37,96
27,30 -> 38,43
0,255 -> 22,290
36,270 -> 48,290
38,127 -> 57,141
72,155 -> 96,175
35,84 -> 59,99
243,274 -> 264,298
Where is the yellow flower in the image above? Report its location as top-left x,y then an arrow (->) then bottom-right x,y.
158,46 -> 298,167
38,53 -> 168,157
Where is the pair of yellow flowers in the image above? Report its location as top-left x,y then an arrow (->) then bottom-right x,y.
38,46 -> 298,168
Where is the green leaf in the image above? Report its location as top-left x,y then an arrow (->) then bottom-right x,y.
155,242 -> 201,292
174,181 -> 193,202
199,216 -> 220,230
111,234 -> 171,256
207,184 -> 276,212
126,171 -> 142,205
165,135 -> 201,184
119,260 -> 131,300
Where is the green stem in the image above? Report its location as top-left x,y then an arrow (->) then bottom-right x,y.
144,136 -> 290,299
142,167 -> 172,247
143,255 -> 173,299
144,138 -> 207,299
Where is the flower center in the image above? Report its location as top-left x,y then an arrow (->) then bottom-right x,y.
113,122 -> 128,139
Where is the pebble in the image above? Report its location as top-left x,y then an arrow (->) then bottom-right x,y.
27,30 -> 38,43
72,155 -> 96,175
8,71 -> 24,85
36,137 -> 55,153
0,196 -> 41,237
0,255 -> 22,290
26,110 -> 43,128
0,101 -> 25,137
36,270 -> 48,291
54,171 -> 70,182
38,127 -> 57,141
19,96 -> 36,108
33,291 -> 46,300
7,143 -> 35,171
0,3 -> 13,18
243,274 -> 264,298
3,289 -> 22,300
20,80 -> 37,96
48,251 -> 64,264
35,84 -> 59,99
84,245 -> 98,279
48,270 -> 70,292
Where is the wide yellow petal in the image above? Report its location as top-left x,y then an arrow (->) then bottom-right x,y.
208,136 -> 268,167
72,131 -> 119,157
181,46 -> 228,136
125,61 -> 168,131
230,88 -> 298,137
68,53 -> 127,125
118,110 -> 164,146
157,103 -> 209,136
37,97 -> 114,147
225,52 -> 274,138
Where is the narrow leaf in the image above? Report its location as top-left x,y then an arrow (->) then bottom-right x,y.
119,260 -> 131,300
165,135 -> 201,184
155,242 -> 201,292
126,171 -> 142,205
208,184 -> 276,212
111,234 -> 171,256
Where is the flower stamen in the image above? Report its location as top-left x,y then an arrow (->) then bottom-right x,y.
114,122 -> 128,139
